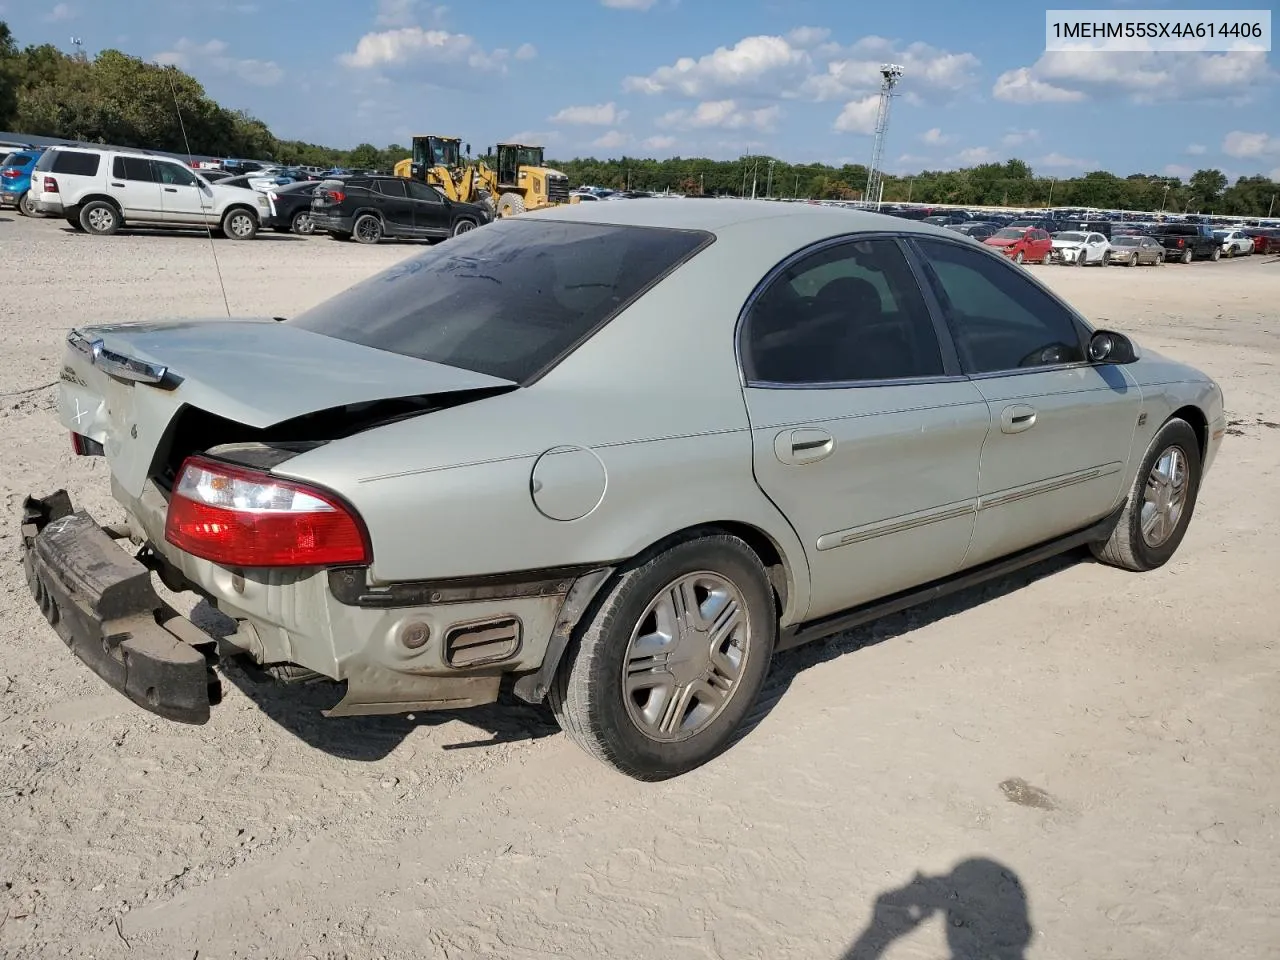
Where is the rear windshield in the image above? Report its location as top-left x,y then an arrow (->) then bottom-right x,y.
2,152 -> 34,168
290,218 -> 713,384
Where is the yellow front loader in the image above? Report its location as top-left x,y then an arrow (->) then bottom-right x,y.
394,135 -> 577,217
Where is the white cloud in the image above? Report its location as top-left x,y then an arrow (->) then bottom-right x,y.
832,96 -> 879,134
550,102 -> 629,125
44,3 -> 75,21
954,146 -> 998,164
593,130 -> 631,149
896,153 -> 931,165
505,130 -> 557,145
1001,128 -> 1040,147
1037,152 -> 1096,170
338,27 -> 509,72
992,67 -> 1086,103
643,135 -> 677,150
601,0 -> 656,8
1270,167 -> 1280,182
658,100 -> 782,132
1185,143 -> 1207,155
515,43 -> 537,61
375,0 -> 424,26
624,35 -> 810,98
994,48 -> 1275,104
155,38 -> 284,86
623,33 -> 980,109
1163,164 -> 1194,178
787,26 -> 831,48
1222,131 -> 1278,158
920,127 -> 952,145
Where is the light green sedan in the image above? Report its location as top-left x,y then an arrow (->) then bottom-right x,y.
22,200 -> 1225,780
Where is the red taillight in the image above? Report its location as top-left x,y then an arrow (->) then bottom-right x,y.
327,190 -> 345,203
1,169 -> 21,179
164,456 -> 370,568
43,176 -> 59,193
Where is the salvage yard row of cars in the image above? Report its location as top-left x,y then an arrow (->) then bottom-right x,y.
6,143 -> 1280,259
21,194 -> 1227,781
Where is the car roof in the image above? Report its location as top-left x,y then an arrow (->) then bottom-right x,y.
523,197 -> 954,240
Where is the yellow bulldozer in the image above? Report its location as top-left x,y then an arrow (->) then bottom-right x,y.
392,135 -> 576,217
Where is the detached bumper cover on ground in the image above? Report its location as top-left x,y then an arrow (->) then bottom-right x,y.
20,491 -> 221,724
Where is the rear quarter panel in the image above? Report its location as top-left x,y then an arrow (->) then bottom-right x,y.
273,216 -> 887,625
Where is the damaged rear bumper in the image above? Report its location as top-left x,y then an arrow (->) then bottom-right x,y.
20,491 -> 221,724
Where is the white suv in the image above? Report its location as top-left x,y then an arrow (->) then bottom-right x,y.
30,146 -> 269,239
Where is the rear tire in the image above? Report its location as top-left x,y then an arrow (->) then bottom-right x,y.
79,200 -> 121,236
290,209 -> 315,235
1090,418 -> 1202,573
451,218 -> 477,237
497,192 -> 526,217
352,213 -> 383,244
18,191 -> 37,217
549,533 -> 777,781
1181,248 -> 1192,264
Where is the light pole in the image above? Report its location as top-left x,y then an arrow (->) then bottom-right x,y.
1269,193 -> 1276,218
1047,177 -> 1056,208
766,159 -> 775,198
794,172 -> 799,198
1160,183 -> 1170,212
750,157 -> 759,199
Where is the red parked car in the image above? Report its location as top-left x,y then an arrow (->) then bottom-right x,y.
1244,228 -> 1280,255
984,226 -> 1053,264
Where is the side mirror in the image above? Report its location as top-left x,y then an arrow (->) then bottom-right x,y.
1088,330 -> 1138,364
465,143 -> 471,155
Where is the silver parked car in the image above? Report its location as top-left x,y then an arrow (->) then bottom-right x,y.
22,200 -> 1226,780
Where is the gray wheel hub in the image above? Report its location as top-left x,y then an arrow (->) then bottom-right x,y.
622,571 -> 750,743
228,213 -> 253,237
87,207 -> 114,231
1141,445 -> 1189,547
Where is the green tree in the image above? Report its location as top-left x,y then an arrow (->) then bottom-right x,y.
0,21 -> 18,129
1188,168 -> 1228,211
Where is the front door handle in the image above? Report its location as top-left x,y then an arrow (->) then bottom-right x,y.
1000,403 -> 1038,434
774,428 -> 835,465
164,187 -> 177,193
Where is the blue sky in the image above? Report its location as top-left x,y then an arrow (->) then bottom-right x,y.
2,0 -> 1277,179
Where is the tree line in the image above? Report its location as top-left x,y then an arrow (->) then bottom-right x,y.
2,22 -> 1276,217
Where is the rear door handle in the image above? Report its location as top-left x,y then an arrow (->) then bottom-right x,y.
1000,403 -> 1038,434
111,182 -> 126,187
774,428 -> 835,465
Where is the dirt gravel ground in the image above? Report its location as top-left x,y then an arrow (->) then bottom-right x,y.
1,214 -> 1277,960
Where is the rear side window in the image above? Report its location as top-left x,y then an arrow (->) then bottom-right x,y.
51,150 -> 101,176
290,219 -> 713,384
375,179 -> 407,198
113,156 -> 156,182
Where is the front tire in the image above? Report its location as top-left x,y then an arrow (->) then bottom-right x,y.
550,533 -> 777,781
1211,245 -> 1221,261
1126,253 -> 1137,267
497,191 -> 526,217
1014,251 -> 1025,265
1091,418 -> 1202,572
221,207 -> 258,240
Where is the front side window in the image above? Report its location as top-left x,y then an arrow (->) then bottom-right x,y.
153,161 -> 198,186
405,180 -> 441,203
741,238 -> 944,385
290,219 -> 712,384
915,238 -> 1085,375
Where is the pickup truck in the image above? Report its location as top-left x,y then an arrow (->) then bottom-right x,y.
1149,223 -> 1221,264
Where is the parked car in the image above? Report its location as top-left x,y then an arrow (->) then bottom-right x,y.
945,221 -> 998,242
1049,230 -> 1112,266
1213,229 -> 1254,257
264,180 -> 322,234
1009,218 -> 1063,234
1108,235 -> 1165,266
19,202 -> 1226,780
984,225 -> 1053,264
1060,219 -> 1113,239
0,146 -> 45,216
1243,228 -> 1280,254
1150,223 -> 1221,263
29,146 -> 269,238
310,175 -> 493,243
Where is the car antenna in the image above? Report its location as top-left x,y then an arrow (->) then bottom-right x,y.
165,69 -> 232,319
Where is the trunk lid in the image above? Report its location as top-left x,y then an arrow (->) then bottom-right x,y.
58,318 -> 515,498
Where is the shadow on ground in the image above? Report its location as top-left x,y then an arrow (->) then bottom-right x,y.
843,857 -> 1032,959
197,547 -> 1086,762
